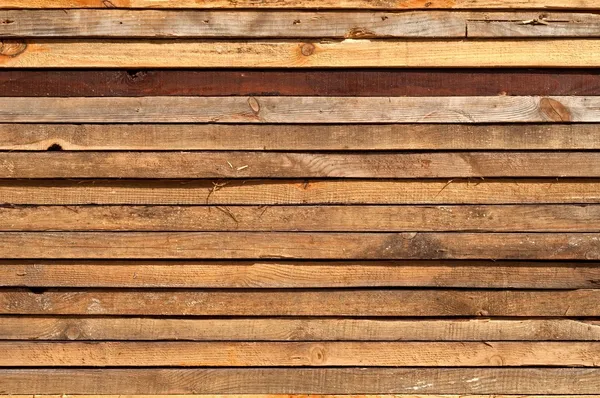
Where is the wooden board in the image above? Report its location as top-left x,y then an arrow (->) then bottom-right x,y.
3,40 -> 600,68
2,317 -> 599,341
1,288 -> 598,316
3,396 -> 598,398
0,232 -> 598,260
3,260 -> 600,288
3,152 -> 600,178
3,341 -> 600,367
0,96 -> 593,123
2,205 -> 599,232
1,368 -> 599,394
2,179 -> 599,205
4,124 -> 600,150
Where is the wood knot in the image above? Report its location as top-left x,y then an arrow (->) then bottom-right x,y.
345,27 -> 376,38
0,40 -> 27,58
309,345 -> 326,364
540,97 -> 572,122
64,325 -> 82,340
300,43 -> 315,56
248,97 -> 260,114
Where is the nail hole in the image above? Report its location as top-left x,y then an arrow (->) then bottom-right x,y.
29,287 -> 47,295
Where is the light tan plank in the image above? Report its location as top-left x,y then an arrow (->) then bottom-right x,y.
0,96 -> 591,123
2,40 -> 600,68
3,260 -> 600,288
1,288 -> 598,316
1,368 -> 599,395
2,124 -> 600,151
3,152 -> 600,178
1,179 -> 599,205
2,317 -> 599,341
2,205 -> 599,232
0,232 -> 598,260
2,396 -> 596,398
3,341 -> 599,367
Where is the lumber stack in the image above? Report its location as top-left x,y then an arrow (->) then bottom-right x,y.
1,1 -> 599,397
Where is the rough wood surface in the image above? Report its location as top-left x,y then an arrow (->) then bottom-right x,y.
3,260 -> 600,288
1,288 -> 598,316
3,124 -> 600,151
2,317 -> 599,341
467,13 -> 600,37
2,396 -> 596,398
0,96 -> 593,123
2,40 -> 600,68
3,152 -> 600,178
2,205 -> 599,232
2,70 -> 600,97
1,368 -> 599,394
3,341 -> 599,367
0,232 -> 598,260
1,179 -> 599,205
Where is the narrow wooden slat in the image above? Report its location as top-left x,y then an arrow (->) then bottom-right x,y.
3,260 -> 600,288
2,124 -> 600,150
1,368 -> 599,394
2,396 -> 596,398
3,205 -> 599,232
1,0 -> 597,9
0,232 -> 598,260
2,317 -> 599,341
1,288 -> 598,316
3,152 -> 600,178
467,13 -> 600,37
0,96 -> 593,123
3,70 -> 600,97
1,179 -> 599,205
3,341 -> 599,367
2,40 -> 600,68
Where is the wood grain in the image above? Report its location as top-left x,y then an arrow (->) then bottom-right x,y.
3,152 -> 600,178
3,70 -> 600,97
1,288 -> 599,316
3,205 -> 599,232
3,341 -> 599,367
3,124 -> 600,150
1,368 -> 599,394
0,232 -> 598,260
2,396 -> 596,398
0,96 -> 594,123
3,260 -> 600,288
2,40 -> 600,68
1,179 -> 599,205
467,13 -> 600,37
2,317 -> 599,341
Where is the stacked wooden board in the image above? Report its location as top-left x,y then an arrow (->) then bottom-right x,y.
1,1 -> 600,397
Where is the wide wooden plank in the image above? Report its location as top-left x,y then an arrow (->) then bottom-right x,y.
2,317 -> 599,341
0,96 -> 594,123
0,232 -> 598,260
3,70 -> 600,97
1,179 -> 599,205
2,40 -> 600,68
1,368 -> 599,394
3,260 -> 600,288
3,341 -> 599,367
467,13 -> 600,37
3,124 -> 600,151
3,152 -> 600,178
3,205 -> 599,232
1,288 -> 598,316
1,0 -> 597,9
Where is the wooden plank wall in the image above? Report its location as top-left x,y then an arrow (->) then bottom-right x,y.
1,2 -> 600,398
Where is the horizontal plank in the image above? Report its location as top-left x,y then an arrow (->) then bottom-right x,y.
1,179 -> 600,205
0,232 -> 599,260
0,96 -> 593,123
1,0 -> 597,9
3,124 -> 600,151
4,152 -> 600,178
1,396 -> 595,398
2,40 -> 600,68
3,70 -> 600,97
3,11 -> 599,38
2,317 -> 599,341
3,341 -> 599,367
1,288 -> 598,316
3,205 -> 600,232
3,260 -> 600,288
1,368 -> 599,394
